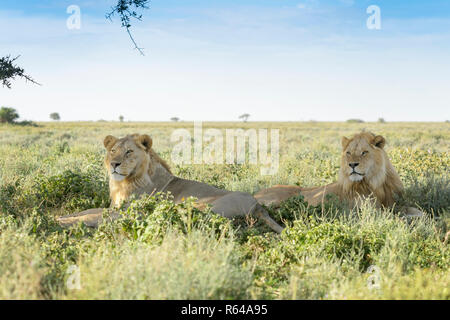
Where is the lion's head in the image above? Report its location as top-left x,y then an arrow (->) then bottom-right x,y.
103,134 -> 172,207
103,134 -> 153,182
338,131 -> 404,207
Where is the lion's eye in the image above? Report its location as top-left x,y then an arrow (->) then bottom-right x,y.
126,150 -> 133,155
362,151 -> 368,156
346,151 -> 351,155
111,149 -> 116,154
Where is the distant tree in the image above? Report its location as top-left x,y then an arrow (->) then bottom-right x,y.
0,55 -> 39,89
378,117 -> 386,123
16,120 -> 37,127
50,112 -> 61,121
119,115 -> 124,122
170,117 -> 180,122
346,119 -> 365,123
239,114 -> 250,122
0,107 -> 19,123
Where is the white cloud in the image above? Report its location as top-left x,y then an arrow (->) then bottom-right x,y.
339,0 -> 355,6
297,0 -> 318,10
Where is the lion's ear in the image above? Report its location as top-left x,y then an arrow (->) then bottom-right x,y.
372,135 -> 386,149
103,135 -> 118,150
136,134 -> 153,151
341,136 -> 350,149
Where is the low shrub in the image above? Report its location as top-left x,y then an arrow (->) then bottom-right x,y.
32,169 -> 109,211
95,194 -> 231,244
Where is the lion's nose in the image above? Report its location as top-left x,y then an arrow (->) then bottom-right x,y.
111,161 -> 121,169
349,162 -> 359,169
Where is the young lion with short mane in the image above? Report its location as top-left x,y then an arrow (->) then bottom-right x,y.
58,134 -> 284,233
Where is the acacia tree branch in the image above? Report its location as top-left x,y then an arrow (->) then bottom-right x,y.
106,0 -> 150,56
0,55 -> 40,89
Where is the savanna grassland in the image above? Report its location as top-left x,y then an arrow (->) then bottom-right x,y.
0,121 -> 448,299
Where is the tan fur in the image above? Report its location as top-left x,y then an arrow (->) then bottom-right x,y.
254,132 -> 405,209
58,134 -> 284,233
149,149 -> 172,174
103,134 -> 173,207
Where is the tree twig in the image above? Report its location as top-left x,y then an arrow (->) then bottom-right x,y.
106,0 -> 150,56
0,55 -> 41,89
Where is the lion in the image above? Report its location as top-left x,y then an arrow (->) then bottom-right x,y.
57,134 -> 284,233
254,132 -> 422,215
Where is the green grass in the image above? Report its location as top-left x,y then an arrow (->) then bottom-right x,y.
0,121 -> 448,299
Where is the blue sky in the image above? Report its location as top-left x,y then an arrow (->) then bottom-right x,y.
1,0 -> 449,121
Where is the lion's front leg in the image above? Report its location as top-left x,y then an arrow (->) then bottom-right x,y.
57,208 -> 120,228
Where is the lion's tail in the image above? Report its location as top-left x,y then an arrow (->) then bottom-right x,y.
253,204 -> 284,234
